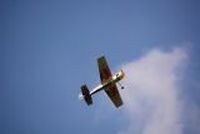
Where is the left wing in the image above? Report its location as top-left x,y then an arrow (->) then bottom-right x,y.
97,56 -> 123,108
104,84 -> 123,108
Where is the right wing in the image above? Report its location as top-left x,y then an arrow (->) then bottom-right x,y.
97,56 -> 112,84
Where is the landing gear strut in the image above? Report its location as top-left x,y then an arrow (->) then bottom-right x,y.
118,82 -> 124,89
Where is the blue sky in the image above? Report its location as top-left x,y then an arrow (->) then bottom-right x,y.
1,0 -> 200,134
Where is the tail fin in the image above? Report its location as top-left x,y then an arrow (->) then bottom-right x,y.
81,85 -> 93,105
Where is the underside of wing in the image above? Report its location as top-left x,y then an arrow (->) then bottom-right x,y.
105,84 -> 123,108
97,56 -> 112,83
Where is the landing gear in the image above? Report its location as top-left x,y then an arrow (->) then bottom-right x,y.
118,82 -> 124,90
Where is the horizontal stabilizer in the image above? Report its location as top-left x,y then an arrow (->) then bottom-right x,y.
81,85 -> 93,105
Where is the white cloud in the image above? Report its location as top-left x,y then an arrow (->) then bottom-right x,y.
118,47 -> 187,134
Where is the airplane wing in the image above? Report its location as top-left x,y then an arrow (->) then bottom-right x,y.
97,56 -> 123,108
97,56 -> 112,83
104,84 -> 123,107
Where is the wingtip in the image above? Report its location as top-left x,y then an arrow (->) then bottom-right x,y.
97,55 -> 105,60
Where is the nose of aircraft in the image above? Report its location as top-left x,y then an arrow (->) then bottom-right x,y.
120,70 -> 125,79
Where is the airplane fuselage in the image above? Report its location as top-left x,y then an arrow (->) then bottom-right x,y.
90,70 -> 125,95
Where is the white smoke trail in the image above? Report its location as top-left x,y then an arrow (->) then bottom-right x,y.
119,48 -> 187,134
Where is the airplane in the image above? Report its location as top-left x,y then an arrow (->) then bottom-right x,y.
79,56 -> 125,108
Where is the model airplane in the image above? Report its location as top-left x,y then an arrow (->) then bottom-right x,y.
79,56 -> 125,108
